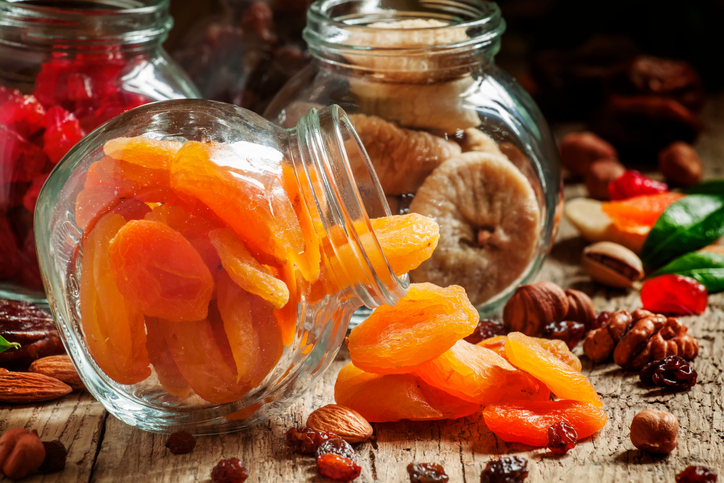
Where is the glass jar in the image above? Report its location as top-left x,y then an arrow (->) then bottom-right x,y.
0,0 -> 199,303
265,0 -> 562,317
35,100 -> 407,434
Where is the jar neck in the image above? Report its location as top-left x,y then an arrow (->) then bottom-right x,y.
290,105 -> 408,308
0,0 -> 171,53
303,0 -> 505,78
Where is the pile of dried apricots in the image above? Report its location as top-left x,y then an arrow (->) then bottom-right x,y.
75,136 -> 440,404
337,283 -> 607,448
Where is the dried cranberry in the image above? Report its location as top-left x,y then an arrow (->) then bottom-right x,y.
407,462 -> 449,482
316,438 -> 356,461
590,311 -> 612,331
317,453 -> 361,481
285,427 -> 338,455
676,466 -> 718,483
641,274 -> 708,316
608,170 -> 668,200
546,422 -> 578,455
210,458 -> 249,483
38,440 -> 67,473
480,456 -> 529,483
165,431 -> 196,455
542,320 -> 586,350
464,319 -> 508,344
640,355 -> 697,391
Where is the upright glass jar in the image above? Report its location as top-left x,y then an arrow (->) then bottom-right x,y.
0,0 -> 199,302
265,0 -> 562,317
35,100 -> 407,434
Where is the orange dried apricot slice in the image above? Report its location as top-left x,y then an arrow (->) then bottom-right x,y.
602,192 -> 685,234
150,316 -> 250,404
274,261 -> 304,346
504,332 -> 602,407
334,362 -> 479,422
347,283 -> 478,374
87,155 -> 169,190
483,400 -> 608,446
80,212 -> 150,385
103,136 -> 182,171
170,141 -> 304,264
108,219 -> 214,322
415,340 -> 547,404
370,213 -> 439,276
145,317 -> 191,397
209,227 -> 290,310
478,336 -> 582,372
281,165 -> 321,283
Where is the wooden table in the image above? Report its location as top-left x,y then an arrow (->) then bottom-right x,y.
3,96 -> 723,483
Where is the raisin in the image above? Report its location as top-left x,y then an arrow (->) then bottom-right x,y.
546,422 -> 578,455
640,355 -> 697,391
316,438 -> 356,461
464,319 -> 508,344
210,458 -> 249,483
165,431 -> 196,455
480,456 -> 529,483
407,462 -> 449,482
38,440 -> 67,474
285,427 -> 338,455
590,311 -> 611,331
542,320 -> 586,350
676,466 -> 718,483
316,453 -> 361,481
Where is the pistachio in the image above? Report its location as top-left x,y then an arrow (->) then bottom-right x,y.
582,241 -> 644,288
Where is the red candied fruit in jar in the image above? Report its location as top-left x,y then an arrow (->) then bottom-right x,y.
641,274 -> 708,315
0,125 -> 48,183
0,94 -> 45,138
0,85 -> 21,105
608,170 -> 668,200
42,106 -> 86,164
91,91 -> 148,128
0,214 -> 22,279
23,175 -> 47,213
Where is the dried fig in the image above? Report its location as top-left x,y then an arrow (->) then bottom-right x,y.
348,114 -> 461,195
457,128 -> 502,156
409,152 -> 540,306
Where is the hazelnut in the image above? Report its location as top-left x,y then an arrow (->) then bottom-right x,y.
630,409 -> 678,454
559,132 -> 618,178
584,159 -> 626,200
0,428 -> 46,480
658,142 -> 703,187
564,289 -> 595,330
582,241 -> 644,288
503,281 -> 569,336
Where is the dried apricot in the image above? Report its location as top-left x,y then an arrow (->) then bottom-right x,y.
87,154 -> 169,190
103,136 -> 182,171
370,214 -> 440,276
483,400 -> 607,446
281,165 -> 321,283
414,340 -> 547,404
601,192 -> 685,235
80,212 -> 150,385
144,316 -> 191,397
334,362 -> 479,422
347,283 -> 478,374
274,261 -> 304,346
108,220 -> 214,322
479,336 -> 582,372
504,332 -> 601,406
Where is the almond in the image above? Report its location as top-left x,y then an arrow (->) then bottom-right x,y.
307,404 -> 373,444
0,371 -> 72,403
28,355 -> 84,391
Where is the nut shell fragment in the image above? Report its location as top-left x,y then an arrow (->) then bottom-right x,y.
582,241 -> 644,288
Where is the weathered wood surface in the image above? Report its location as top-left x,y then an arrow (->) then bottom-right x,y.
2,95 -> 723,482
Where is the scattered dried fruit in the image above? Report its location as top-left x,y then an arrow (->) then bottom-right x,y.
591,311 -> 611,331
608,170 -> 668,200
0,299 -> 64,368
547,421 -> 578,455
464,320 -> 508,345
285,427 -> 338,455
584,310 -> 635,363
307,404 -> 373,444
542,320 -> 586,350
503,282 -> 569,337
640,355 -> 697,391
582,241 -> 644,288
641,274 -> 708,315
316,438 -> 356,461
630,409 -> 678,454
407,462 -> 449,483
0,428 -> 46,480
0,370 -> 73,403
613,315 -> 698,370
676,466 -> 718,483
165,431 -> 196,455
28,355 -> 84,391
316,453 -> 361,481
38,440 -> 66,474
211,458 -> 249,483
480,456 -> 529,483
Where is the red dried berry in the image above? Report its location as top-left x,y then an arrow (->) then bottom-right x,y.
285,427 -> 338,455
480,456 -> 529,483
316,453 -> 361,481
210,458 -> 249,483
676,466 -> 718,483
38,440 -> 67,474
590,311 -> 612,331
316,438 -> 356,461
641,274 -> 708,316
0,85 -> 21,105
0,94 -> 46,138
608,170 -> 668,200
407,462 -> 449,483
640,355 -> 697,391
165,431 -> 196,455
91,91 -> 148,128
546,422 -> 578,455
464,319 -> 508,344
542,320 -> 586,350
42,106 -> 85,164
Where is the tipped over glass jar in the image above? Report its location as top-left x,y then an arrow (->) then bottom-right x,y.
35,100 -> 411,434
0,0 -> 199,302
265,0 -> 563,316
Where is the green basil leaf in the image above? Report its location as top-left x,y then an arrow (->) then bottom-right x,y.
641,194 -> 724,268
683,179 -> 724,195
0,335 -> 20,353
651,251 -> 724,293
